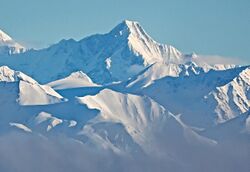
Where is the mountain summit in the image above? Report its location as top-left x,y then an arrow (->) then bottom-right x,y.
0,29 -> 26,55
110,20 -> 185,64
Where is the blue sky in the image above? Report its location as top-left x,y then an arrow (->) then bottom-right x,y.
0,0 -> 249,63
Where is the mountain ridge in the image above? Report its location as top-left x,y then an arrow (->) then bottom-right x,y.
0,20 -> 230,85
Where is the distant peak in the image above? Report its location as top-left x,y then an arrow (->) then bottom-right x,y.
110,20 -> 145,36
108,20 -> 184,65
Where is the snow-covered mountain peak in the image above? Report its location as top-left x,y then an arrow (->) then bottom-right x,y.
0,29 -> 26,54
109,20 -> 184,65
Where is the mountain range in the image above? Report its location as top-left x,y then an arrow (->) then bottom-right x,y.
0,20 -> 249,172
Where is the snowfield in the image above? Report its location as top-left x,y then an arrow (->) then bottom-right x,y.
0,21 -> 249,172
